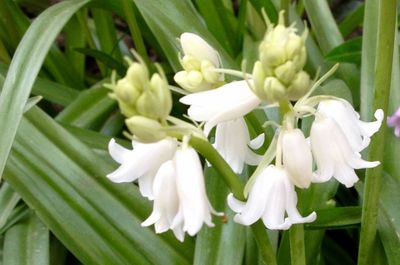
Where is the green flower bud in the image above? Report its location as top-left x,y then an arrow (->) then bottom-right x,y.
264,77 -> 286,103
201,60 -> 220,83
251,61 -> 267,100
181,55 -> 201,71
259,43 -> 286,67
126,62 -> 149,89
274,61 -> 297,85
113,78 -> 141,104
125,116 -> 167,143
150,73 -> 172,118
286,71 -> 311,101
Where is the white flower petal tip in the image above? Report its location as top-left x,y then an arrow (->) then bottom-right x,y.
179,80 -> 261,135
214,119 -> 261,174
107,138 -> 177,199
249,133 -> 265,149
228,166 -> 316,230
310,116 -> 380,188
281,129 -> 313,189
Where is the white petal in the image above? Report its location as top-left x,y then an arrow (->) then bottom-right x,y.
282,129 -> 313,188
227,193 -> 246,212
180,81 -> 261,134
174,147 -> 213,235
244,149 -> 263,166
249,134 -> 265,149
214,119 -> 249,173
108,138 -> 133,164
180,33 -> 220,67
358,108 -> 384,137
138,171 -> 156,200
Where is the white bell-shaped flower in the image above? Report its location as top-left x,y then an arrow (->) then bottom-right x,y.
317,99 -> 384,152
142,145 -> 218,241
214,118 -> 263,174
180,33 -> 220,68
281,128 -> 313,188
107,138 -> 177,199
180,80 -> 261,135
141,161 -> 184,241
227,165 -> 316,230
310,116 -> 380,188
171,146 -> 216,237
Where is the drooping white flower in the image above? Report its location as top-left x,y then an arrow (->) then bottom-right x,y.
228,165 -> 316,230
281,128 -> 313,188
141,161 -> 184,241
171,146 -> 216,237
317,99 -> 384,152
214,118 -> 263,174
174,33 -> 223,92
180,80 -> 261,135
142,145 -> 217,241
107,138 -> 177,199
310,116 -> 380,188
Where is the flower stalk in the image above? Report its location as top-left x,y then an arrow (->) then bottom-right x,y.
357,0 -> 396,263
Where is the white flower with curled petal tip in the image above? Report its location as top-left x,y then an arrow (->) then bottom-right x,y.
310,116 -> 380,188
107,138 -> 177,199
317,99 -> 384,152
214,118 -> 263,174
141,161 -> 184,241
171,146 -> 218,237
227,165 -> 316,230
180,80 -> 261,136
180,33 -> 220,68
281,128 -> 313,188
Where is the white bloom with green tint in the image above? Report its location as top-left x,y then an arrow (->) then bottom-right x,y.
317,99 -> 384,152
107,138 -> 177,199
310,116 -> 380,188
174,33 -> 223,92
228,165 -> 316,230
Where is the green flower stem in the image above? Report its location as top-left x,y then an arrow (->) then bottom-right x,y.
121,0 -> 151,67
188,136 -> 245,200
289,224 -> 305,265
357,0 -> 396,264
167,130 -> 277,265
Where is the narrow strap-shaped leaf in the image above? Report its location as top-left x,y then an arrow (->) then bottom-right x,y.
5,106 -> 193,265
0,0 -> 91,179
0,182 -> 20,231
3,212 -> 50,265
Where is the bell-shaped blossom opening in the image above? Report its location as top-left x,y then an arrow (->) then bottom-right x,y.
180,80 -> 261,135
228,165 -> 316,230
171,146 -> 216,236
281,128 -> 313,188
317,99 -> 383,152
141,161 -> 184,241
214,118 -> 263,174
310,116 -> 380,188
107,138 -> 177,199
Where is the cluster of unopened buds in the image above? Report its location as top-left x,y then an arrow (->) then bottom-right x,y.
105,11 -> 384,241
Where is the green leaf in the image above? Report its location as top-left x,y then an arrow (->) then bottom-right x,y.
132,0 -> 237,71
56,86 -> 117,129
74,47 -> 127,76
193,167 -> 246,265
3,211 -> 50,265
5,107 -> 193,265
0,183 -> 20,231
0,0 -> 91,179
325,37 -> 362,65
305,207 -> 361,230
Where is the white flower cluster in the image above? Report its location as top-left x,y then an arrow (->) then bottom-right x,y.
106,16 -> 384,241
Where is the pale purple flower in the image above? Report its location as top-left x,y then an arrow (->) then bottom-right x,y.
387,107 -> 400,137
